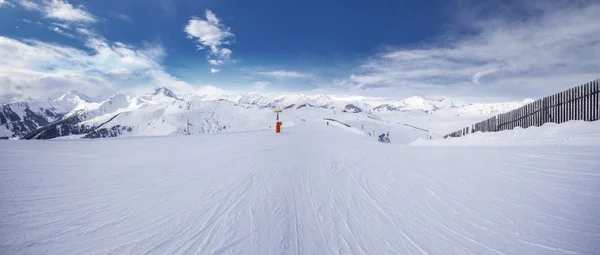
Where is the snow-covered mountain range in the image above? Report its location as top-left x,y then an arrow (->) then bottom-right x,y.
0,88 -> 533,139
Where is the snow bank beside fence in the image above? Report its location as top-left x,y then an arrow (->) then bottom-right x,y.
411,120 -> 600,146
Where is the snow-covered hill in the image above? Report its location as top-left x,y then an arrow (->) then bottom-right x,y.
1,120 -> 599,254
1,88 -> 533,139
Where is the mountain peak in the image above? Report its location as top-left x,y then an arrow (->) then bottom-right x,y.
152,87 -> 178,99
139,87 -> 180,103
56,91 -> 91,103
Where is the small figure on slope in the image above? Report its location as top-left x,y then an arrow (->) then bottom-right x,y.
378,133 -> 390,143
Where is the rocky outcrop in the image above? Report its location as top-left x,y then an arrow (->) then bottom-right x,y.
84,125 -> 132,139
1,103 -> 65,138
343,104 -> 362,113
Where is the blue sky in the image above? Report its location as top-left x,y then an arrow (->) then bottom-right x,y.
0,0 -> 599,103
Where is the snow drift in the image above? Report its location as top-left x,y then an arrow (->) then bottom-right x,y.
412,120 -> 600,146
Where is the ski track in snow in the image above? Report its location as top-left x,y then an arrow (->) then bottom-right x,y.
1,122 -> 600,254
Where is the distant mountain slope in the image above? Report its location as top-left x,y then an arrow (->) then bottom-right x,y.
2,88 -> 531,139
0,91 -> 93,139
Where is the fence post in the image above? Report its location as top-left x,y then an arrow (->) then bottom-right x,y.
593,79 -> 600,121
564,90 -> 568,123
593,80 -> 596,121
592,81 -> 594,121
590,82 -> 594,121
584,83 -> 588,121
584,83 -> 589,121
547,96 -> 551,124
547,95 -> 551,123
536,99 -> 541,126
536,100 -> 539,126
556,92 -> 560,123
520,106 -> 523,128
577,85 -> 583,120
527,104 -> 531,128
565,90 -> 569,123
552,95 -> 556,123
552,94 -> 556,123
576,86 -> 579,121
569,88 -> 573,122
524,105 -> 528,128
539,99 -> 543,126
540,98 -> 544,125
589,82 -> 592,121
528,103 -> 532,128
581,85 -> 584,120
559,91 -> 564,123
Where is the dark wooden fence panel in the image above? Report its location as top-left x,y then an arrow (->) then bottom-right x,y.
443,78 -> 600,139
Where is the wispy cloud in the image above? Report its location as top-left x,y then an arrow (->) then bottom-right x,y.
15,0 -> 41,11
13,0 -> 104,42
0,0 -> 15,7
15,0 -> 96,23
45,0 -> 96,23
254,70 -> 314,79
22,18 -> 42,25
112,13 -> 132,22
184,10 -> 234,71
252,81 -> 269,89
344,1 -> 600,99
49,25 -> 76,38
210,68 -> 220,74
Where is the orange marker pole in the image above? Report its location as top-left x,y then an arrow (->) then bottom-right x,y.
274,110 -> 283,134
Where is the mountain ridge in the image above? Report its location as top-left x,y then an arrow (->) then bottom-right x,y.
1,89 -> 532,140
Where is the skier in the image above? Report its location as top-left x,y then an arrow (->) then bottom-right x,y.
378,133 -> 386,142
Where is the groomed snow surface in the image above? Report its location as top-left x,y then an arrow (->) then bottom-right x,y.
1,120 -> 600,254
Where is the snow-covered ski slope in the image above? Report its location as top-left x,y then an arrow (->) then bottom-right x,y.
1,120 -> 600,254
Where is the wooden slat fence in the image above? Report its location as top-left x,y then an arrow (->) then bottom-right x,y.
443,78 -> 600,138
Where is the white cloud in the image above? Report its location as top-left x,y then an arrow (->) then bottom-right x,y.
344,2 -> 600,99
15,0 -> 41,11
22,19 -> 43,25
49,25 -> 77,38
471,68 -> 499,84
106,68 -> 132,76
210,68 -> 220,73
14,0 -> 96,23
45,0 -> 96,23
195,85 -> 225,96
208,59 -> 224,65
218,48 -> 232,59
16,1 -> 98,40
252,81 -> 269,89
205,10 -> 219,24
75,27 -> 94,36
254,70 -> 314,79
184,10 -> 234,69
0,35 -> 196,103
